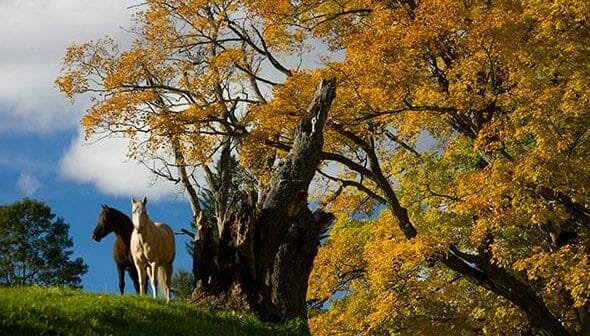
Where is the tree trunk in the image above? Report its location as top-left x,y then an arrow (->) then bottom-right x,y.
577,304 -> 590,336
191,78 -> 337,322
443,246 -> 571,336
272,208 -> 334,319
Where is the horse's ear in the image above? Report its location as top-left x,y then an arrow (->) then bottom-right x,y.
102,204 -> 107,209
131,197 -> 136,204
142,196 -> 147,205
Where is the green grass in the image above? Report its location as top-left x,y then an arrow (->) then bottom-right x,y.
0,286 -> 307,336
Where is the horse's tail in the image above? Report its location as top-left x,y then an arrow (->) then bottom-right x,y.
158,265 -> 170,288
158,262 -> 173,299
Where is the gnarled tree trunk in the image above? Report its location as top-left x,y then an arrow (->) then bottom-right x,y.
191,78 -> 337,322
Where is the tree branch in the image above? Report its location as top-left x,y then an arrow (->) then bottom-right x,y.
316,168 -> 387,205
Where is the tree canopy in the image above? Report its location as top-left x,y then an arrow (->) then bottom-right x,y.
57,0 -> 589,334
171,269 -> 195,301
0,198 -> 88,288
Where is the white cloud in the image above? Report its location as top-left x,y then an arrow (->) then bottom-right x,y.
0,0 -> 138,133
59,131 -> 182,201
17,172 -> 41,196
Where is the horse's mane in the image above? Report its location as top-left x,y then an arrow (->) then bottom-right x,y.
105,205 -> 133,229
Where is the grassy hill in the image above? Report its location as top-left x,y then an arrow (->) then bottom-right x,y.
0,286 -> 307,336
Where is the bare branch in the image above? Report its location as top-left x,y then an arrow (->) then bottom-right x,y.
317,168 -> 387,204
384,130 -> 420,157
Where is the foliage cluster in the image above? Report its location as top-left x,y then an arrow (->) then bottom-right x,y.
0,199 -> 87,288
171,269 -> 195,301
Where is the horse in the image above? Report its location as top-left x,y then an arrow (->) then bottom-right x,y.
92,204 -> 141,295
130,197 -> 176,301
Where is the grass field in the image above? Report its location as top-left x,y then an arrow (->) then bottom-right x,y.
0,286 -> 307,336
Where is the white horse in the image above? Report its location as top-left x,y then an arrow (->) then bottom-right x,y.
130,197 -> 175,301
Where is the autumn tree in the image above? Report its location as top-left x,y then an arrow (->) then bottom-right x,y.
56,0 -> 590,334
0,198 -> 88,288
57,0 -> 336,321
247,0 -> 588,335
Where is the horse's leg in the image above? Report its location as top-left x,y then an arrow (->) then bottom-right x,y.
145,264 -> 151,295
149,262 -> 158,299
165,263 -> 173,302
128,265 -> 140,294
135,262 -> 147,296
117,264 -> 126,294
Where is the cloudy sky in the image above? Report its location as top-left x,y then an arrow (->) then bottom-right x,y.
0,0 -> 193,293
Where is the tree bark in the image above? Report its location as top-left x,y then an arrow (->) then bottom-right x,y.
577,304 -> 590,336
191,78 -> 337,322
443,246 -> 571,336
272,208 -> 334,319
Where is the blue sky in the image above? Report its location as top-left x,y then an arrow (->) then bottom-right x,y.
0,1 -> 194,293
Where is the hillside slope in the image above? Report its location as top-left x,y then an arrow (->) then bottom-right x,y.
0,287 -> 306,336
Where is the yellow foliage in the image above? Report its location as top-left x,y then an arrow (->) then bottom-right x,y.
56,0 -> 590,334
304,0 -> 590,334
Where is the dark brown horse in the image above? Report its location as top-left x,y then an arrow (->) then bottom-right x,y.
92,205 -> 141,294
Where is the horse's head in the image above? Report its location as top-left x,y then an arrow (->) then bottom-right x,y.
93,204 -> 113,242
131,197 -> 149,232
